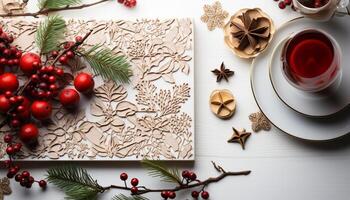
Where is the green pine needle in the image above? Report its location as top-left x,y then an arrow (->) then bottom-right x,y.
81,45 -> 132,84
112,194 -> 149,200
46,165 -> 103,200
36,15 -> 66,54
141,160 -> 182,184
39,0 -> 82,9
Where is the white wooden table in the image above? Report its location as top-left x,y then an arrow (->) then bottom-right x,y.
6,0 -> 350,199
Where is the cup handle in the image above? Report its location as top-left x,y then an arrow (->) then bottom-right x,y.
335,0 -> 350,16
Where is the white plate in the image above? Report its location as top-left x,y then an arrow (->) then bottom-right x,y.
269,38 -> 349,118
251,17 -> 350,141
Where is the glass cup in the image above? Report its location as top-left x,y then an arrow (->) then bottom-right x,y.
281,29 -> 342,92
292,0 -> 349,21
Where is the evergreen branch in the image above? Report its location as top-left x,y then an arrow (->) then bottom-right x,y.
112,194 -> 149,200
46,165 -> 103,200
0,0 -> 110,18
80,45 -> 132,84
35,15 -> 66,54
39,0 -> 82,10
141,160 -> 182,185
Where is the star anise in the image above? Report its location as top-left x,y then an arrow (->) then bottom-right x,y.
230,12 -> 269,51
227,128 -> 251,150
211,62 -> 234,82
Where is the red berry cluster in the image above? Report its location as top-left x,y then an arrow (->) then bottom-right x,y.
3,134 -> 46,189
119,173 -> 140,194
181,170 -> 209,199
273,0 -> 293,9
0,28 -> 22,74
117,0 -> 137,8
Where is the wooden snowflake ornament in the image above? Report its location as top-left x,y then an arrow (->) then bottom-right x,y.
201,1 -> 229,31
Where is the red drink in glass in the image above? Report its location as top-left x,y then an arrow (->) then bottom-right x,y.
281,29 -> 341,92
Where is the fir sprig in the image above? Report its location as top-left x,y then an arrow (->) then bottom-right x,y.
35,15 -> 66,54
39,0 -> 82,9
112,194 -> 149,200
141,160 -> 182,185
46,165 -> 103,200
81,45 -> 132,84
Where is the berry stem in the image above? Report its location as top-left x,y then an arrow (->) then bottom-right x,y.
101,163 -> 251,195
0,0 -> 111,18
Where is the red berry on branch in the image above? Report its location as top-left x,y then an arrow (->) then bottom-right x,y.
59,88 -> 80,108
10,119 -> 21,128
39,180 -> 47,188
279,1 -> 286,9
0,73 -> 19,92
74,73 -> 95,93
51,51 -> 59,58
191,191 -> 199,198
120,173 -> 128,181
55,68 -> 64,76
13,143 -> 22,152
16,105 -> 25,113
59,56 -> 68,64
168,191 -> 176,199
182,170 -> 190,178
3,134 -> 12,143
6,146 -> 15,155
19,53 -> 41,74
189,172 -> 197,181
201,191 -> 210,199
75,36 -> 83,43
0,95 -> 11,113
15,174 -> 22,182
284,0 -> 292,5
66,51 -> 75,59
19,123 -> 39,143
7,172 -> 14,179
48,76 -> 56,83
4,91 -> 12,98
124,0 -> 137,8
130,186 -> 138,194
47,65 -> 55,73
31,100 -> 52,120
131,178 -> 139,186
161,191 -> 169,199
21,171 -> 30,178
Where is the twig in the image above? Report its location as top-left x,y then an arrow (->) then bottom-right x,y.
0,0 -> 110,18
101,168 -> 251,195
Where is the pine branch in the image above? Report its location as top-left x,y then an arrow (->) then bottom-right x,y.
80,45 -> 132,84
141,160 -> 182,185
39,0 -> 82,9
46,165 -> 103,200
36,15 -> 66,54
112,194 -> 149,200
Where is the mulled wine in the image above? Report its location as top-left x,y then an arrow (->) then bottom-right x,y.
281,29 -> 341,92
298,0 -> 329,8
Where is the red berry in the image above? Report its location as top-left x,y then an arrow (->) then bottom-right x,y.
13,143 -> 22,152
39,180 -> 47,188
4,91 -> 12,98
189,172 -> 197,181
0,73 -> 19,92
131,178 -> 139,186
51,51 -> 59,58
59,56 -> 68,64
284,0 -> 292,5
7,172 -> 14,179
74,73 -> 95,93
131,186 -> 138,194
17,97 -> 31,119
17,105 -> 25,113
19,53 -> 41,74
31,74 -> 40,82
191,191 -> 199,198
47,65 -> 55,73
19,123 -> 39,143
3,134 -> 12,143
66,51 -> 75,59
118,0 -> 125,3
59,89 -> 80,107
28,176 -> 34,184
48,76 -> 56,83
279,1 -> 286,9
55,68 -> 64,76
31,101 -> 52,120
49,84 -> 58,91
124,0 -> 137,8
161,191 -> 169,198
182,170 -> 190,178
0,95 -> 11,113
10,119 -> 21,127
15,174 -> 22,182
22,171 -> 30,178
201,191 -> 209,199
75,36 -> 83,43
168,191 -> 176,199
120,173 -> 128,181
6,146 -> 14,155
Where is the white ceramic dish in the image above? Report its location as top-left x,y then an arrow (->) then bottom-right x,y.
251,17 -> 350,141
269,37 -> 349,118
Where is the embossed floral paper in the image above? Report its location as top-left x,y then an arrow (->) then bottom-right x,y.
0,18 -> 195,161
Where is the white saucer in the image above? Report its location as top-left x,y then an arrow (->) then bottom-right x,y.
251,17 -> 350,141
269,38 -> 349,118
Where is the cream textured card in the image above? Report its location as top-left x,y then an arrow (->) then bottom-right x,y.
0,18 -> 194,161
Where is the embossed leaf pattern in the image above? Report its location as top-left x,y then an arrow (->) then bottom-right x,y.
0,18 -> 194,160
